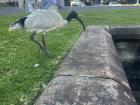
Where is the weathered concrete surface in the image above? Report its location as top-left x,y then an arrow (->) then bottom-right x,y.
34,26 -> 137,105
35,76 -> 136,105
56,26 -> 130,90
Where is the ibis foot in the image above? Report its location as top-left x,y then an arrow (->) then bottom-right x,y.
42,47 -> 48,55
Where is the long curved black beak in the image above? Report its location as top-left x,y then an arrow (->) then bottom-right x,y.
66,11 -> 85,31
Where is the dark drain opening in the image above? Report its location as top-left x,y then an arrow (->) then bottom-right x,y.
113,38 -> 140,105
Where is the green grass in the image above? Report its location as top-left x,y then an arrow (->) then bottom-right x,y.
80,9 -> 140,25
0,9 -> 140,105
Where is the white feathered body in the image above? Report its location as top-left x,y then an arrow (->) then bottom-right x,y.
25,8 -> 66,33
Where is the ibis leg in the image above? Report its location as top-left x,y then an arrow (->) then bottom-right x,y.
41,34 -> 48,53
31,32 -> 46,53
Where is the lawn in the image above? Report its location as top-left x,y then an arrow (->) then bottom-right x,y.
0,9 -> 140,105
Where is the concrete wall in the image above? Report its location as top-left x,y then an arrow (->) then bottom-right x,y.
111,25 -> 140,40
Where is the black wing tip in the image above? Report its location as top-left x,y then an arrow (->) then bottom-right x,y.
15,16 -> 27,27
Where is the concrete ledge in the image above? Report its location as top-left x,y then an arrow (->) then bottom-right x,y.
35,76 -> 136,105
56,26 -> 130,90
35,26 -> 137,105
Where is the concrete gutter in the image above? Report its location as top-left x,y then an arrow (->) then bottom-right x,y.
35,26 -> 137,105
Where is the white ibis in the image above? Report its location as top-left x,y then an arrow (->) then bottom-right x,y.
8,7 -> 85,54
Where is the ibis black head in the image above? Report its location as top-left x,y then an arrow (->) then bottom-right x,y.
66,10 -> 85,31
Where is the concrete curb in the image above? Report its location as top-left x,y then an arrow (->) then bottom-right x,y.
34,26 -> 137,105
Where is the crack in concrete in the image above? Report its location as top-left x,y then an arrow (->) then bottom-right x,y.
56,74 -> 131,92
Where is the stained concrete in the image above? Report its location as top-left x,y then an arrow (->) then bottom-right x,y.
34,26 -> 137,105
